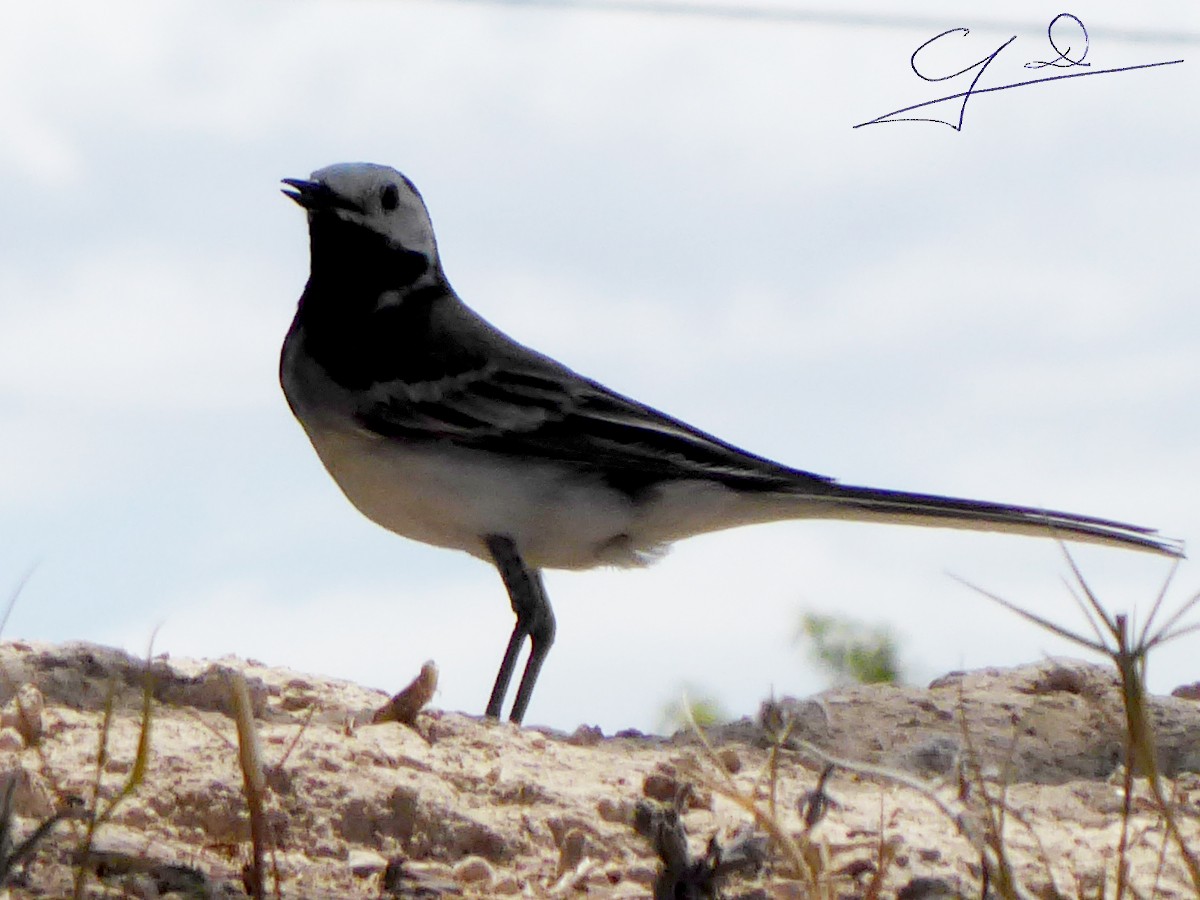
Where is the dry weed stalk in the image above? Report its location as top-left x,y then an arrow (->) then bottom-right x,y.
0,575 -> 83,886
688,549 -> 1197,899
958,549 -> 1200,897
679,700 -> 852,897
226,670 -> 292,900
71,638 -> 156,899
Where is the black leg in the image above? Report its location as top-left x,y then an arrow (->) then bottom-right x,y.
484,535 -> 557,724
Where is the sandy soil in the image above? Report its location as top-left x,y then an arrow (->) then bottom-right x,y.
0,641 -> 1197,898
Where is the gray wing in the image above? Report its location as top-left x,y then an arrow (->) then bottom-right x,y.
357,360 -> 836,496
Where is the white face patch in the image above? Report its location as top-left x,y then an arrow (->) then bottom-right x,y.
310,162 -> 438,259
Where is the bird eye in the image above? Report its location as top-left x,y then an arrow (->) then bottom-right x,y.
380,183 -> 400,212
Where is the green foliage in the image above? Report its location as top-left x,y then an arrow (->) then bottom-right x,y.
658,686 -> 730,733
796,612 -> 903,685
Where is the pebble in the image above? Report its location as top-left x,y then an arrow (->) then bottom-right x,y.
347,849 -> 387,877
453,854 -> 495,884
1,684 -> 44,746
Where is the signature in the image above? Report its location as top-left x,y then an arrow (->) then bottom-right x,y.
855,14 -> 1184,131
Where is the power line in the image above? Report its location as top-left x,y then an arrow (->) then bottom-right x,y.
449,0 -> 1200,45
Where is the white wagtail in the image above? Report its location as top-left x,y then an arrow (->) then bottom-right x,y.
280,162 -> 1183,725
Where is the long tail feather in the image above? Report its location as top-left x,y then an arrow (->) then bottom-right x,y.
809,484 -> 1184,557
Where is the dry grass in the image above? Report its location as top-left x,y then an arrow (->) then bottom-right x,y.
673,549 -> 1198,899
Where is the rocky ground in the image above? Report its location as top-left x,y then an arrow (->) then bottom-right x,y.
0,641 -> 1197,898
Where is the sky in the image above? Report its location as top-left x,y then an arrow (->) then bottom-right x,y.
1,0 -> 1197,734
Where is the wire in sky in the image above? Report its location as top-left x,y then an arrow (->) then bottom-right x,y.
448,0 -> 1200,46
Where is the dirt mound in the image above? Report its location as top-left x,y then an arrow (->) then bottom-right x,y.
0,641 -> 1196,897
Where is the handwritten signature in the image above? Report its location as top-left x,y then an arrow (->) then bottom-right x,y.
855,14 -> 1183,131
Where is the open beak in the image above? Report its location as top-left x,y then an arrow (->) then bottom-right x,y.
281,177 -> 364,213
281,178 -> 327,210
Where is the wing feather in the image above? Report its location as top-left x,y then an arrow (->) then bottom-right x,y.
358,362 -> 832,494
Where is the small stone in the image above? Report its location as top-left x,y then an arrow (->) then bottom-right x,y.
1,684 -> 44,746
902,736 -> 960,775
549,859 -> 599,895
640,773 -> 711,810
452,855 -> 494,884
896,876 -> 963,899
1171,682 -> 1200,701
382,857 -> 460,895
835,859 -> 875,879
717,746 -> 742,773
373,661 -> 438,725
1022,664 -> 1087,695
768,882 -> 808,899
642,772 -> 678,802
0,729 -> 23,752
597,797 -> 630,823
624,864 -> 658,886
556,828 -> 586,877
11,766 -> 56,818
493,873 -> 521,893
348,849 -> 388,877
567,724 -> 604,746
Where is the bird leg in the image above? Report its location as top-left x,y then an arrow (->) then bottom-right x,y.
484,535 -> 557,724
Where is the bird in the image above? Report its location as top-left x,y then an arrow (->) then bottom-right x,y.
280,162 -> 1183,725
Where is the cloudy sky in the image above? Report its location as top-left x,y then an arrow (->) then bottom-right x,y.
2,1 -> 1197,733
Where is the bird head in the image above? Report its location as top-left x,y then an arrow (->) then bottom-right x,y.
282,163 -> 439,262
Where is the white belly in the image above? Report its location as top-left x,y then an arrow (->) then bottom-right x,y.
298,419 -> 795,570
301,422 -> 652,569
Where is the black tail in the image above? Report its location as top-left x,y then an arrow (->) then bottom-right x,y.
809,483 -> 1184,557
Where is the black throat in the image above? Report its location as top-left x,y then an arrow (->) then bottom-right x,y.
294,213 -> 449,390
303,213 -> 434,308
